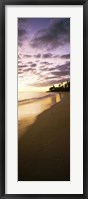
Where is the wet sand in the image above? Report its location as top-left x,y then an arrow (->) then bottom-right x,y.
18,92 -> 70,181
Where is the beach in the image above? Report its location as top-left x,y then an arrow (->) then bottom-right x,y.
18,92 -> 70,181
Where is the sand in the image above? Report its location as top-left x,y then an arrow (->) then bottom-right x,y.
18,92 -> 70,181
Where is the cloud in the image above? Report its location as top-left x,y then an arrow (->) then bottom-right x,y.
30,63 -> 37,67
30,79 -> 62,87
42,53 -> 53,58
52,70 -> 70,76
18,18 -> 31,31
53,54 -> 70,59
18,29 -> 27,37
18,18 -> 70,88
34,54 -> 41,58
45,76 -> 57,80
18,68 -> 23,74
55,61 -> 70,70
18,18 -> 32,47
24,54 -> 32,58
48,67 -> 55,71
22,66 -> 37,75
27,61 -> 33,64
18,61 -> 22,64
18,54 -> 21,59
53,55 -> 60,58
23,68 -> 31,72
30,18 -> 70,50
39,66 -> 48,71
18,28 -> 27,46
40,65 -> 55,72
40,61 -> 53,65
18,63 -> 37,74
18,41 -> 23,47
60,54 -> 70,59
18,64 -> 26,68
36,60 -> 40,62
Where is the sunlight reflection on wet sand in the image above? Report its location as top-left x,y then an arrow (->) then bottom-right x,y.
18,93 -> 61,139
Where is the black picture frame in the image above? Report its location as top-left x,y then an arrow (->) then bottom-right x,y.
0,0 -> 88,198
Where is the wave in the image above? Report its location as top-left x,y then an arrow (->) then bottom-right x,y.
18,93 -> 57,106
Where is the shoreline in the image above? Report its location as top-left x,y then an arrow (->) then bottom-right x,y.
18,92 -> 62,139
18,92 -> 70,181
18,92 -> 62,106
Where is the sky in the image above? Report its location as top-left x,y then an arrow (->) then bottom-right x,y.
18,18 -> 70,92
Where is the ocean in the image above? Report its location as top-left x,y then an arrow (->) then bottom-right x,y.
18,92 -> 62,138
18,91 -> 50,101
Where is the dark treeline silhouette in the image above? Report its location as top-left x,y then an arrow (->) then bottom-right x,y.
49,81 -> 70,92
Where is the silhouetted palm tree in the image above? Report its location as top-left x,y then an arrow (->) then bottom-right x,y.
49,81 -> 70,92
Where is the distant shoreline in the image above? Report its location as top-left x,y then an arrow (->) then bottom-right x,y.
46,90 -> 70,93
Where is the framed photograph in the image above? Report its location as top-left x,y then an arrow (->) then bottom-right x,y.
0,0 -> 88,198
